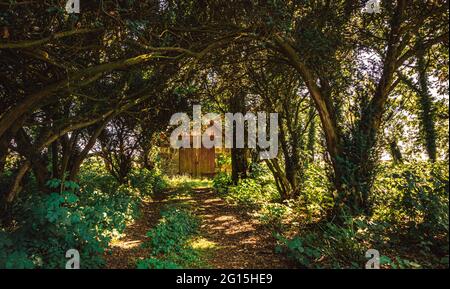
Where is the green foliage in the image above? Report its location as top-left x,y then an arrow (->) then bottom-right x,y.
212,172 -> 232,194
0,234 -> 34,269
77,157 -> 120,193
0,170 -> 142,268
300,163 -> 334,217
138,206 -> 200,269
214,162 -> 279,207
226,178 -> 278,207
257,203 -> 291,230
276,217 -> 366,269
147,207 -> 199,255
1,0 -> 447,271
373,161 -> 449,253
275,234 -> 322,268
216,154 -> 231,172
129,168 -> 168,196
137,257 -> 181,269
1,181 -> 104,268
275,161 -> 449,269
380,255 -> 423,269
248,161 -> 270,180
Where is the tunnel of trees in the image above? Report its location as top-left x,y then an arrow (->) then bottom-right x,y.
0,0 -> 448,269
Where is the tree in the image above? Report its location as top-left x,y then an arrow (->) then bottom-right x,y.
262,0 -> 448,216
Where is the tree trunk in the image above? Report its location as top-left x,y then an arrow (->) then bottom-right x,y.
307,105 -> 316,162
14,128 -> 49,192
281,143 -> 300,198
68,120 -> 109,181
0,142 -> 7,176
417,45 -> 437,162
51,141 -> 60,179
323,2 -> 405,217
142,151 -> 155,170
229,91 -> 248,184
0,116 -> 27,176
231,148 -> 248,184
5,161 -> 31,203
265,158 -> 291,200
389,139 -> 403,164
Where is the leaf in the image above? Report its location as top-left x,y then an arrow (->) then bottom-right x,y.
66,194 -> 79,204
46,179 -> 61,189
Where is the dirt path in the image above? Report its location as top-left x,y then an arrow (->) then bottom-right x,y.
105,186 -> 294,269
189,188 -> 293,269
104,192 -> 169,269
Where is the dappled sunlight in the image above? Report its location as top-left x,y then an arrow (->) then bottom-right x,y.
166,175 -> 213,190
110,239 -> 143,250
189,237 -> 218,250
1,0 -> 447,271
187,188 -> 293,269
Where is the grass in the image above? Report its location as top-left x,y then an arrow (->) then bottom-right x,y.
166,175 -> 212,191
175,237 -> 219,268
137,175 -> 218,269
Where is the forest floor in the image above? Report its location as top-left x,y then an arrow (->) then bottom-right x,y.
104,179 -> 294,269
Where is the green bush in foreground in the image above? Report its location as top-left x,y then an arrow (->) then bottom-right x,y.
138,207 -> 200,269
276,217 -> 366,269
212,172 -> 232,194
275,162 -> 449,269
0,167 -> 144,268
214,172 -> 279,207
129,168 -> 168,196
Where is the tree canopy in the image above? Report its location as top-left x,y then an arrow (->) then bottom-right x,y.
0,0 -> 448,270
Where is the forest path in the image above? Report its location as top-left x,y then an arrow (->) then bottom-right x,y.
188,188 -> 293,268
105,180 -> 293,269
104,191 -> 169,269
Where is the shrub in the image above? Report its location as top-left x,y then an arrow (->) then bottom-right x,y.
137,257 -> 181,269
380,255 -> 423,269
216,154 -> 231,172
275,162 -> 449,269
0,176 -> 141,269
226,178 -> 278,207
299,163 -> 334,219
138,206 -> 200,269
275,233 -> 322,268
248,161 -> 271,180
276,217 -> 367,268
212,172 -> 232,194
1,180 -> 105,268
147,207 -> 199,255
257,203 -> 292,230
129,168 -> 167,196
373,161 -> 449,255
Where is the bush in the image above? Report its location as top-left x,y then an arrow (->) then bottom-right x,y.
373,161 -> 449,255
225,178 -> 278,207
216,154 -> 231,172
138,206 -> 200,269
275,233 -> 322,268
257,203 -> 292,230
137,257 -> 181,269
213,162 -> 279,207
0,175 -> 141,269
212,172 -> 232,194
276,217 -> 367,269
275,161 -> 449,269
147,207 -> 199,255
299,163 -> 334,219
248,161 -> 271,180
379,255 -> 423,269
129,168 -> 167,196
1,180 -> 105,268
